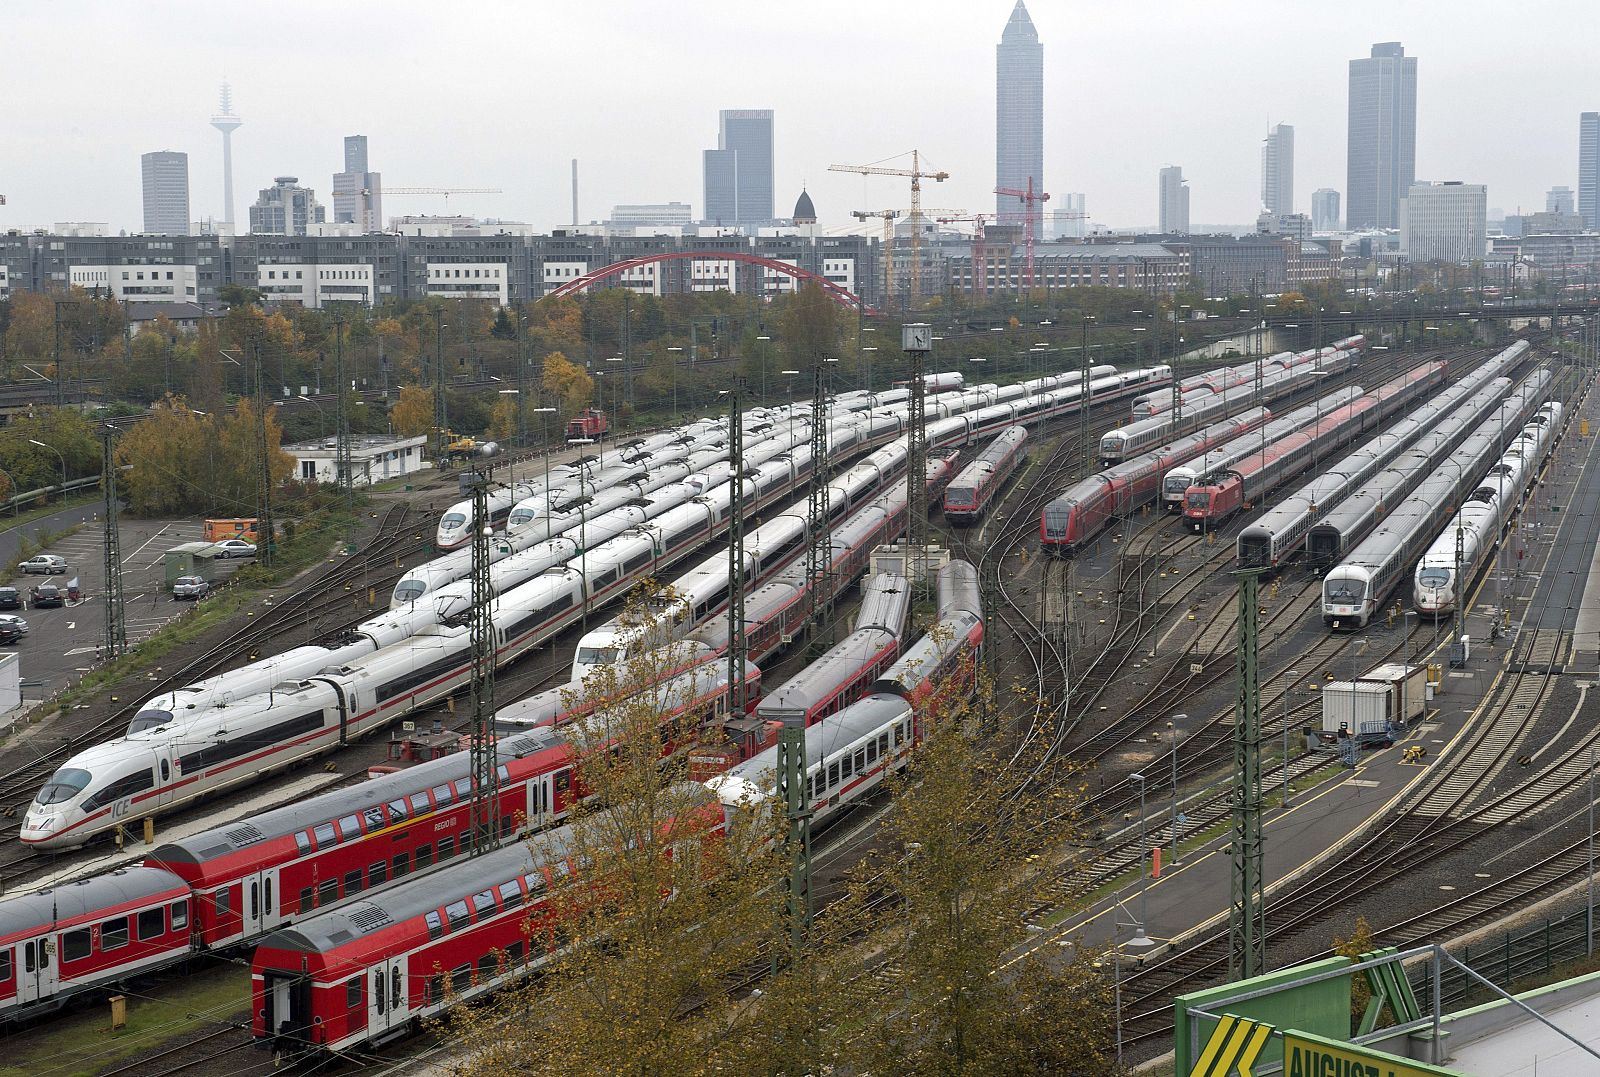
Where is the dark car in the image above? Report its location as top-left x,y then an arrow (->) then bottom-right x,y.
0,588 -> 21,611
29,584 -> 64,609
0,624 -> 21,646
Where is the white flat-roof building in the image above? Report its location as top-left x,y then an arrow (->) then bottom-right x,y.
286,434 -> 429,486
1400,180 -> 1487,263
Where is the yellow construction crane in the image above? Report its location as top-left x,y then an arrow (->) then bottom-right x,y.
830,151 -> 948,302
851,210 -> 899,305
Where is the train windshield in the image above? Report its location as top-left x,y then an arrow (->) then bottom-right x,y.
507,508 -> 534,527
441,513 -> 467,530
1418,567 -> 1451,587
1164,475 -> 1190,494
1185,492 -> 1211,511
1325,578 -> 1366,602
127,710 -> 174,734
946,486 -> 975,506
37,767 -> 92,805
575,645 -> 620,667
392,580 -> 427,603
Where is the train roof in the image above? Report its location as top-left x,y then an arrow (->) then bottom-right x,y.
258,834 -> 564,957
146,727 -> 565,868
0,867 -> 187,941
875,612 -> 980,694
855,574 -> 912,635
755,628 -> 899,721
936,560 -> 980,617
730,692 -> 910,784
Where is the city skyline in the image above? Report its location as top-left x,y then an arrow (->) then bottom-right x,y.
0,0 -> 1591,236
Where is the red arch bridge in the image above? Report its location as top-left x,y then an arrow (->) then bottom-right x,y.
544,251 -> 879,316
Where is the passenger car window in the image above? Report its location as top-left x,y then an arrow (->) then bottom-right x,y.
61,930 -> 91,962
137,908 -> 165,941
101,917 -> 129,950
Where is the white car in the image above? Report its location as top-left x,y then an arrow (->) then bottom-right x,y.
18,555 -> 66,575
213,539 -> 258,559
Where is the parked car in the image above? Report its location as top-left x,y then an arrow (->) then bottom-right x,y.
212,539 -> 258,559
29,584 -> 64,608
0,624 -> 22,646
18,555 -> 66,575
0,587 -> 22,611
0,614 -> 31,636
172,576 -> 211,601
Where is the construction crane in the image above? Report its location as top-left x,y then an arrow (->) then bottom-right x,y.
830,151 -> 948,303
386,187 -> 504,208
936,214 -> 991,302
852,210 -> 900,305
994,178 -> 1050,288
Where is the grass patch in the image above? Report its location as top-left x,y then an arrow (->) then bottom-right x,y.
0,521 -> 87,587
0,492 -> 101,537
0,960 -> 249,1077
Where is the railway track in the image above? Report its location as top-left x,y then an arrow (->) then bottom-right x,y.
0,504 -> 426,872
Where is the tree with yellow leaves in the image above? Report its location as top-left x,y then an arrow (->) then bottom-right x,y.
542,351 -> 593,419
390,384 -> 434,438
486,394 -> 519,444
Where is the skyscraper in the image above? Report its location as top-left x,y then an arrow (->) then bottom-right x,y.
1312,188 -> 1341,232
995,0 -> 1044,233
1547,186 -> 1575,215
1580,113 -> 1600,230
701,109 -> 774,228
249,177 -> 325,236
1260,124 -> 1294,215
1159,167 -> 1190,234
1346,42 -> 1417,230
1400,181 -> 1486,263
140,150 -> 190,234
333,135 -> 383,232
209,82 -> 243,231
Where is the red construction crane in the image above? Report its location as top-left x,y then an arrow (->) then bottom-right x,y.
936,214 -> 991,301
993,178 -> 1051,288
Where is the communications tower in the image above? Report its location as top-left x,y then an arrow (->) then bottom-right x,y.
209,82 -> 243,231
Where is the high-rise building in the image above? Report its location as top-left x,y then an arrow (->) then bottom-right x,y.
1346,42 -> 1417,230
1312,188 -> 1341,231
141,151 -> 190,235
1547,186 -> 1575,216
1054,193 -> 1086,239
1582,113 -> 1600,231
1260,124 -> 1294,215
996,0 -> 1044,234
1400,181 -> 1486,263
209,82 -> 243,231
1159,166 -> 1190,234
332,135 -> 383,232
249,176 -> 326,236
701,109 -> 774,228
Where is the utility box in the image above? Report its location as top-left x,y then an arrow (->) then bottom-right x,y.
1321,663 -> 1426,740
869,543 -> 950,585
163,543 -> 220,585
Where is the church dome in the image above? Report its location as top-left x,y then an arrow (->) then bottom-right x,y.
792,188 -> 817,224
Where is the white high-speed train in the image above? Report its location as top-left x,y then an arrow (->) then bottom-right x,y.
22,445 -> 919,850
1413,401 -> 1559,616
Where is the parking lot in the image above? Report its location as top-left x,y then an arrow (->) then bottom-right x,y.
5,515 -> 251,702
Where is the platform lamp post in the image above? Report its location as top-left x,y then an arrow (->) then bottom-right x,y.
27,439 -> 66,493
533,407 -> 557,524
568,437 -> 595,627
1130,771 -> 1154,950
1168,714 -> 1187,866
666,346 -> 685,419
497,390 -> 520,484
1281,670 -> 1298,808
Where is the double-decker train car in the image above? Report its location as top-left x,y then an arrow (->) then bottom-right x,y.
942,426 -> 1028,524
1038,409 -> 1269,555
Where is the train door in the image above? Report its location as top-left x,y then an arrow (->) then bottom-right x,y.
262,971 -> 311,1044
155,747 -> 177,809
367,956 -> 406,1037
244,868 -> 280,937
17,935 -> 56,1006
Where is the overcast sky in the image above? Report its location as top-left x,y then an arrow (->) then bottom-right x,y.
2,0 -> 1593,236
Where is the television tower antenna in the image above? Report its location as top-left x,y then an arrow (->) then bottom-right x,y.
209,82 -> 243,230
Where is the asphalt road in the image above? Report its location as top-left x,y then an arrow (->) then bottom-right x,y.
1,513 -> 248,700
